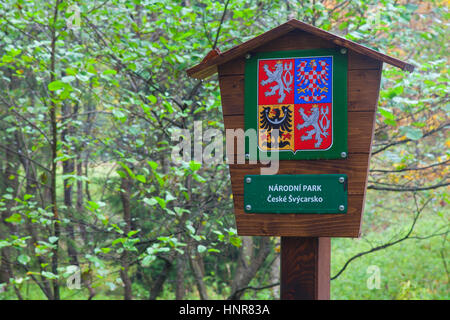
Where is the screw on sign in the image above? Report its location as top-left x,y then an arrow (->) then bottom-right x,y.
187,19 -> 414,300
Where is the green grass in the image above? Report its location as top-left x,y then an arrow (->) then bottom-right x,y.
330,190 -> 449,300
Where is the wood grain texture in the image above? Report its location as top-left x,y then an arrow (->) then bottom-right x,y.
348,51 -> 383,70
224,111 -> 375,154
219,75 -> 245,116
229,154 -> 370,196
217,48 -> 382,76
347,69 -> 383,112
233,194 -> 363,237
218,57 -> 245,76
252,29 -> 336,53
281,237 -> 330,300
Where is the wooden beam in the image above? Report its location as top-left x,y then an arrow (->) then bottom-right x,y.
281,237 -> 330,300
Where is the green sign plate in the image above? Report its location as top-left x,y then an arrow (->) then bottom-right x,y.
244,174 -> 347,214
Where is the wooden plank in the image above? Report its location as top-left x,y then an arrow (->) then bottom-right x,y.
252,29 -> 336,53
348,50 -> 383,70
229,153 -> 370,195
223,111 -> 375,154
232,194 -> 363,237
281,237 -> 330,300
217,48 -> 382,77
218,75 -> 245,116
218,57 -> 245,76
348,69 -> 382,112
349,111 -> 376,154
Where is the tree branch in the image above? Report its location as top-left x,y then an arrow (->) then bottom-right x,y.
331,195 -> 432,280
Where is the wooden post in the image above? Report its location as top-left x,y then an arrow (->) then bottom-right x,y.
280,237 -> 330,300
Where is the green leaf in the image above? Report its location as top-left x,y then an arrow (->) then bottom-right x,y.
230,236 -> 242,248
147,160 -> 158,170
3,194 -> 13,200
5,213 -> 22,223
155,197 -> 166,209
141,255 -> 155,267
62,76 -> 75,83
165,192 -> 176,202
189,161 -> 202,172
197,245 -> 207,253
400,126 -> 423,140
48,236 -> 59,244
135,175 -> 146,183
385,86 -> 404,99
147,95 -> 157,104
127,230 -> 140,237
143,198 -> 157,206
112,237 -> 125,246
102,69 -> 117,76
48,80 -> 65,91
18,254 -> 30,265
379,107 -> 395,120
41,271 -> 59,279
65,67 -> 78,76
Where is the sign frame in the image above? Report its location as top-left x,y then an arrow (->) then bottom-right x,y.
244,174 -> 348,214
244,48 -> 348,160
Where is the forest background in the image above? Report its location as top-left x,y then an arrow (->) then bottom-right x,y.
0,0 -> 448,300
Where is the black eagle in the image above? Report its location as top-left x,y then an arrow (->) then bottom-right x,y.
259,106 -> 292,148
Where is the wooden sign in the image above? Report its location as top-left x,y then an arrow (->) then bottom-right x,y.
245,49 -> 348,160
187,19 -> 414,300
186,19 -> 414,238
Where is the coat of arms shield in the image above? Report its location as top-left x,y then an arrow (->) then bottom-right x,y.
245,49 -> 348,160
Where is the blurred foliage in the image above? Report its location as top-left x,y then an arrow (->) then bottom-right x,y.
0,0 -> 447,300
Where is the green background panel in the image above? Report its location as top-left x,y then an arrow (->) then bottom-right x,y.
244,174 -> 348,214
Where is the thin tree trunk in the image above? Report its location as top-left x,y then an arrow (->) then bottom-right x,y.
0,145 -> 23,300
15,133 -> 54,299
228,237 -> 272,300
120,176 -> 133,300
149,257 -> 173,300
230,236 -> 253,295
269,247 -> 280,298
62,102 -> 79,267
49,0 -> 62,300
189,248 -> 209,300
175,250 -> 186,299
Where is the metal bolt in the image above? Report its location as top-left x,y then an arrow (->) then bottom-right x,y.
245,204 -> 252,211
339,176 -> 345,183
245,53 -> 251,59
339,205 -> 345,211
340,151 -> 347,158
340,48 -> 347,54
246,177 -> 252,184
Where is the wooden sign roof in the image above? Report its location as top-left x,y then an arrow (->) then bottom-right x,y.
187,19 -> 415,79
